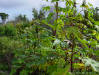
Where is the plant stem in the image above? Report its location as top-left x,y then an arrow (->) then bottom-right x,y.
71,44 -> 74,72
71,35 -> 75,72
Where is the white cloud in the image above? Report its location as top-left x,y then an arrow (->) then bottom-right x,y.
0,0 -> 25,8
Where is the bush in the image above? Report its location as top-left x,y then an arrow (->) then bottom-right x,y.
5,24 -> 17,36
0,36 -> 23,73
0,23 -> 17,36
0,26 -> 5,36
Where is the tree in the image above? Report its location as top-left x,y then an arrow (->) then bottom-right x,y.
94,7 -> 99,21
42,0 -> 98,73
0,0 -> 99,74
0,13 -> 8,24
15,14 -> 29,22
32,8 -> 45,20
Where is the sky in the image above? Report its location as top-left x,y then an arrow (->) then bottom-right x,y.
0,0 -> 99,21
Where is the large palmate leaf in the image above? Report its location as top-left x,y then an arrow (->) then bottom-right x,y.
81,57 -> 99,72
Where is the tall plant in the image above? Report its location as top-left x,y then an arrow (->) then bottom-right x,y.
0,13 -> 8,24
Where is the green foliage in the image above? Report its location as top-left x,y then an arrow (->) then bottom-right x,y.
32,8 -> 45,20
0,13 -> 8,24
94,7 -> 99,21
95,21 -> 99,25
0,0 -> 99,75
0,26 -> 5,36
0,24 -> 17,36
81,57 -> 99,72
0,37 -> 23,74
15,14 -> 29,22
5,24 -> 17,36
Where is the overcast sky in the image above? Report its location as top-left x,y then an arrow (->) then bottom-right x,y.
0,0 -> 98,21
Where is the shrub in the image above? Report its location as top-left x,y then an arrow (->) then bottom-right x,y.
0,26 -> 5,36
5,24 -> 17,36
